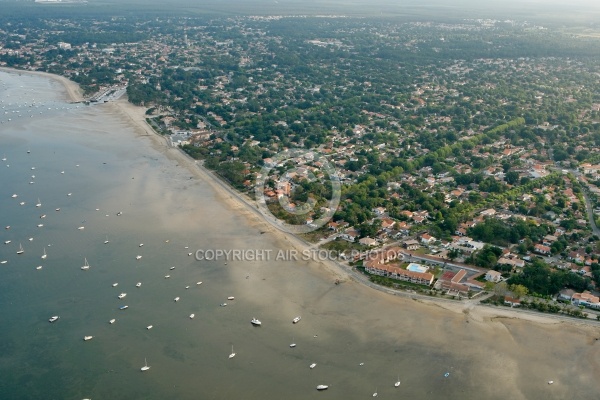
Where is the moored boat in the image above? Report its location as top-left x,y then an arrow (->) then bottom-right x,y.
292,316 -> 301,324
83,336 -> 93,341
251,318 -> 262,326
316,385 -> 328,391
49,316 -> 59,323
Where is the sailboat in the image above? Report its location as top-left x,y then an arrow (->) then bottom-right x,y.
395,375 -> 401,387
81,258 -> 90,270
290,337 -> 296,348
373,387 -> 378,397
229,345 -> 236,359
36,198 -> 41,207
140,358 -> 150,371
17,243 -> 24,254
104,235 -> 110,244
41,247 -> 47,259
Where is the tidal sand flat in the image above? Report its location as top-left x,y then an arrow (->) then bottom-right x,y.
0,69 -> 598,400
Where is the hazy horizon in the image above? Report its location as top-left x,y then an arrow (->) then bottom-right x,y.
2,0 -> 600,23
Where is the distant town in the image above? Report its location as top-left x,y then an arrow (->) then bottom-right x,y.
2,12 -> 600,319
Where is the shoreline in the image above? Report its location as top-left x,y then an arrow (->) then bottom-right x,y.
25,67 -> 600,330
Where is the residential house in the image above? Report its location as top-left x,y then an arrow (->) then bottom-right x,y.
504,296 -> 522,307
403,239 -> 420,251
534,244 -> 551,255
420,233 -> 436,245
485,270 -> 502,283
359,237 -> 378,247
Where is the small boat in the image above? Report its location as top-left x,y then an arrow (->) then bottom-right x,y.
136,282 -> 142,287
19,201 -> 25,206
251,318 -> 262,326
0,261 -> 7,264
37,224 -> 44,227
67,193 -> 72,196
290,337 -> 296,348
119,305 -> 128,310
109,319 -> 116,324
104,236 -> 109,244
174,297 -> 180,302
147,325 -> 153,330
196,281 -> 202,285
36,198 -> 41,207
81,258 -> 90,270
316,385 -> 328,391
117,211 -> 122,216
164,275 -> 170,279
220,303 -> 227,307
11,194 -> 17,198
112,283 -> 118,287
118,293 -> 127,299
141,358 -> 150,371
359,362 -> 364,366
227,296 -> 235,300
185,286 -> 190,289
229,345 -> 236,359
17,243 -> 24,254
188,252 -> 193,256
5,226 -> 10,230
190,314 -> 195,319
136,255 -> 142,260
56,208 -> 60,211
36,266 -> 42,270
373,388 -> 378,397
28,237 -> 33,241
395,377 -> 401,387
292,316 -> 301,324
139,243 -> 144,247
170,266 -> 175,270
78,226 -> 85,230
444,372 -> 450,378
83,336 -> 93,341
41,248 -> 47,259
40,214 -> 46,218
4,240 -> 10,244
310,363 -> 317,369
49,316 -> 59,323
548,381 -> 554,385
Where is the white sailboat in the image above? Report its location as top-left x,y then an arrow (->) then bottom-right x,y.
395,375 -> 401,387
229,345 -> 236,359
141,358 -> 150,371
104,235 -> 110,244
290,337 -> 296,348
81,258 -> 90,270
17,243 -> 24,254
41,247 -> 47,259
36,198 -> 41,207
373,387 -> 378,397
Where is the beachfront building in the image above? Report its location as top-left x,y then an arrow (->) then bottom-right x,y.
571,291 -> 600,308
364,260 -> 434,286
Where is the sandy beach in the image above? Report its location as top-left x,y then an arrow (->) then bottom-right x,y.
2,68 -> 600,399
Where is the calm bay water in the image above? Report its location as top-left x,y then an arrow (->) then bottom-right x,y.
1,71 -> 598,400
